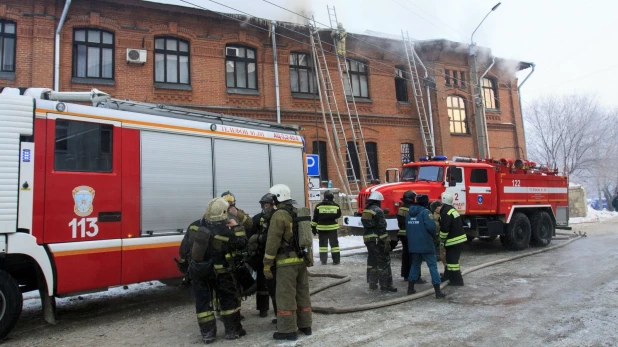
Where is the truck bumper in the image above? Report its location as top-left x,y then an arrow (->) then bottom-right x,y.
342,216 -> 399,231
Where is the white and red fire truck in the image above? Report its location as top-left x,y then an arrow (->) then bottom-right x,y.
0,87 -> 307,339
343,155 -> 569,250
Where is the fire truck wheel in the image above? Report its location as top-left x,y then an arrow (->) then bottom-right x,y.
530,211 -> 553,247
504,212 -> 531,251
0,270 -> 23,341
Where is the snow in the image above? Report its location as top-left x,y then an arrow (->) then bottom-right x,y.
570,205 -> 618,224
312,235 -> 366,250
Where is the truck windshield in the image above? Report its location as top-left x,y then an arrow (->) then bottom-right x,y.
401,167 -> 417,181
417,166 -> 444,182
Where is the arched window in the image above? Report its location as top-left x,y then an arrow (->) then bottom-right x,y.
482,77 -> 499,110
0,20 -> 16,73
154,37 -> 190,84
447,96 -> 468,134
226,45 -> 257,90
73,28 -> 114,79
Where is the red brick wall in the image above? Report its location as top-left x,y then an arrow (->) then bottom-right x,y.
0,0 -> 528,190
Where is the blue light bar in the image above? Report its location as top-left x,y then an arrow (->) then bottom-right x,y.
433,155 -> 448,161
419,156 -> 428,162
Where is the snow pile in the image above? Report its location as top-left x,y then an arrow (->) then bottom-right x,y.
313,235 -> 366,250
570,205 -> 618,224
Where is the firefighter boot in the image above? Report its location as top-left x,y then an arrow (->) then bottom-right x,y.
273,332 -> 298,341
369,283 -> 378,290
320,252 -> 328,265
434,284 -> 446,299
332,251 -> 341,265
299,327 -> 312,336
222,312 -> 243,340
199,321 -> 217,344
407,282 -> 416,295
450,271 -> 464,286
380,285 -> 398,292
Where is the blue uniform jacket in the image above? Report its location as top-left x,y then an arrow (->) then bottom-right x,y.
405,204 -> 437,254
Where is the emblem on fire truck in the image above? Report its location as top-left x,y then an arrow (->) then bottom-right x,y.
72,186 -> 96,217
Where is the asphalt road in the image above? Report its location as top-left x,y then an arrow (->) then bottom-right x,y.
4,218 -> 617,347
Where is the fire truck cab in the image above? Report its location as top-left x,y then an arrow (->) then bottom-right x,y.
343,155 -> 569,251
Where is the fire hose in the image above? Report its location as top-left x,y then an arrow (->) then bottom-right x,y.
307,231 -> 586,314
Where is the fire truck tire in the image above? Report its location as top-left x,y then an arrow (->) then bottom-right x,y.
0,270 -> 23,341
504,212 -> 531,251
530,211 -> 553,247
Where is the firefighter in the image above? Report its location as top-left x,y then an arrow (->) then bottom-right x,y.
430,195 -> 466,286
312,191 -> 342,265
331,22 -> 347,57
188,197 -> 248,344
247,193 -> 278,320
221,191 -> 253,231
362,191 -> 397,292
396,190 -> 427,284
263,184 -> 312,341
405,194 -> 447,299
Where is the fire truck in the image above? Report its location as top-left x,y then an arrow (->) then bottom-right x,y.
0,87 -> 307,339
343,155 -> 569,250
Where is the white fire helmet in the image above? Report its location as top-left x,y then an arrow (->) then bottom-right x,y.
204,197 -> 230,222
368,191 -> 384,201
441,192 -> 454,205
269,184 -> 292,202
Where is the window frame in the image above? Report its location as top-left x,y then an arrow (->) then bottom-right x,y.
312,140 -> 328,182
72,28 -> 115,80
447,95 -> 469,134
345,58 -> 369,98
470,168 -> 488,183
154,36 -> 191,85
346,141 -> 361,181
395,67 -> 408,102
366,142 -> 379,180
445,69 -> 451,85
401,143 -> 414,164
290,52 -> 316,94
225,44 -> 258,90
482,77 -> 499,110
0,19 -> 17,73
54,119 -> 114,173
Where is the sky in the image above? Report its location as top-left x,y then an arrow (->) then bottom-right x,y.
149,0 -> 618,108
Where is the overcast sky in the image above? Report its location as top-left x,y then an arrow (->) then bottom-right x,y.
149,0 -> 618,108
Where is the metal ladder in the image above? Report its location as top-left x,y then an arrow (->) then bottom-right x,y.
402,30 -> 435,157
326,5 -> 374,190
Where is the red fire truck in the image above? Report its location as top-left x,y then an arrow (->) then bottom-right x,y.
0,87 -> 307,339
343,155 -> 569,250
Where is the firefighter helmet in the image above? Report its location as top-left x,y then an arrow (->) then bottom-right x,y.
259,193 -> 276,206
269,184 -> 292,203
430,201 -> 442,213
221,191 -> 236,205
324,191 -> 335,201
367,191 -> 384,201
441,192 -> 454,205
205,197 -> 230,222
401,190 -> 416,203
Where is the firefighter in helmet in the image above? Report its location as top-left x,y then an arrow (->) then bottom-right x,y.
247,193 -> 278,320
188,197 -> 248,343
331,22 -> 347,57
312,191 -> 342,265
396,190 -> 427,283
430,192 -> 466,286
221,191 -> 253,231
263,184 -> 312,341
362,191 -> 397,292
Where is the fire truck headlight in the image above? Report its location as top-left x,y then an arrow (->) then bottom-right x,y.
56,102 -> 66,112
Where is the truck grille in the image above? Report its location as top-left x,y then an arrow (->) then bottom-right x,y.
358,192 -> 369,210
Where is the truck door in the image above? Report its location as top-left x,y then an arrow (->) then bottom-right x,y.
44,115 -> 122,295
445,166 -> 466,212
466,167 -> 495,214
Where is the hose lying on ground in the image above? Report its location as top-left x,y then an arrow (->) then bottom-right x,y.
308,232 -> 585,314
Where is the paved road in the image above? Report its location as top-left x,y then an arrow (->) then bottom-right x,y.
4,218 -> 618,346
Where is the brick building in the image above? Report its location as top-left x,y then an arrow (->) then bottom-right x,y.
0,0 -> 531,188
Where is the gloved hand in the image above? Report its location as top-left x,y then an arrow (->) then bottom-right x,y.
263,265 -> 273,279
383,208 -> 390,214
312,226 -> 317,236
174,258 -> 188,274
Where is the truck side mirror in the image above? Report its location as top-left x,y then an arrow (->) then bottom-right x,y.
448,165 -> 457,187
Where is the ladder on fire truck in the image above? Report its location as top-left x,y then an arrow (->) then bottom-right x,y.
402,30 -> 435,157
307,7 -> 373,199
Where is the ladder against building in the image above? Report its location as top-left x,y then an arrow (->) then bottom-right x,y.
402,30 -> 435,157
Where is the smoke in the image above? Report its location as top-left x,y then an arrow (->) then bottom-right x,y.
280,0 -> 314,25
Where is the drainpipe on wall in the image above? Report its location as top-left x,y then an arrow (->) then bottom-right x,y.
517,63 -> 535,159
271,21 -> 281,123
479,56 -> 495,158
54,0 -> 72,92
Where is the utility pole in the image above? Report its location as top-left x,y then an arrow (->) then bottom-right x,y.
470,2 -> 501,159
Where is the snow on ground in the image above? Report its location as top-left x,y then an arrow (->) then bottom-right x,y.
312,235 -> 366,250
570,205 -> 618,224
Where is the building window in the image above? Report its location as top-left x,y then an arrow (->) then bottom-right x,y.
55,119 -> 113,172
312,140 -> 328,181
154,37 -> 190,84
226,45 -> 257,90
460,71 -> 466,88
0,20 -> 16,73
482,77 -> 499,110
346,141 -> 360,180
447,95 -> 468,134
401,143 -> 414,164
290,52 -> 316,94
366,142 -> 379,180
452,70 -> 459,86
470,168 -> 488,183
73,29 -> 114,79
445,69 -> 451,85
345,59 -> 369,98
395,68 -> 408,102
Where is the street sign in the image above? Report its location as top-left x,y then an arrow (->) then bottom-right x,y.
308,177 -> 320,190
309,190 -> 321,201
307,154 -> 320,176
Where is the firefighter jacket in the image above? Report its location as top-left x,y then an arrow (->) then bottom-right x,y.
438,204 -> 467,247
263,202 -> 305,269
180,219 -> 202,264
361,203 -> 389,242
311,200 -> 342,231
191,221 -> 248,275
405,204 -> 437,254
396,204 -> 413,236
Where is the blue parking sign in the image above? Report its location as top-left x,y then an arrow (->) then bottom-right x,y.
307,154 -> 320,176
